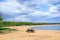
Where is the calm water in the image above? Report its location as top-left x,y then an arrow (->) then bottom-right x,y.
31,25 -> 60,30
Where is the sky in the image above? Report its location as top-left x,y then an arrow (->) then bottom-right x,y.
0,0 -> 60,23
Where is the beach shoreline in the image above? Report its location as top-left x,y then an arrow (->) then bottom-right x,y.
0,26 -> 60,40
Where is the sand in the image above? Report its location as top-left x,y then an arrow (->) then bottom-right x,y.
0,26 -> 60,40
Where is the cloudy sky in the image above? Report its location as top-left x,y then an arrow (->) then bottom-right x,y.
0,0 -> 60,23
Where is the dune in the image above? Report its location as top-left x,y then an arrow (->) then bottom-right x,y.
0,26 -> 60,40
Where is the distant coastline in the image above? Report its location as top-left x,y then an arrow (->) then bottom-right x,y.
0,22 -> 60,27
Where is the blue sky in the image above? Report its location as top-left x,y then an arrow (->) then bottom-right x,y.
0,0 -> 60,23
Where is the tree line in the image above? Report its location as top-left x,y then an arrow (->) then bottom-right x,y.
0,12 -> 60,27
0,22 -> 60,27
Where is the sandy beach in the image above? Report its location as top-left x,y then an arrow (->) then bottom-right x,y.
0,26 -> 60,40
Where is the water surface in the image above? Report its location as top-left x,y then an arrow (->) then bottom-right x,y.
31,25 -> 60,30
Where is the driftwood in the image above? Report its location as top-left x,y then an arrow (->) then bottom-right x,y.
26,29 -> 35,33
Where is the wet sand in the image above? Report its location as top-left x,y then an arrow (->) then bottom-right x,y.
0,26 -> 60,40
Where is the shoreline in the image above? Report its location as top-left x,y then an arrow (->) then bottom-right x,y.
0,26 -> 60,40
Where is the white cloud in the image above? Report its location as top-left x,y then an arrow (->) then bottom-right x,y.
0,0 -> 28,15
5,15 -> 31,22
48,5 -> 60,17
0,2 -> 18,14
32,0 -> 48,4
15,15 -> 31,22
0,0 -> 60,22
48,0 -> 60,5
28,10 -> 49,16
27,9 -> 60,18
49,6 -> 58,12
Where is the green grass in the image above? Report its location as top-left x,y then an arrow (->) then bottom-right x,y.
0,27 -> 17,34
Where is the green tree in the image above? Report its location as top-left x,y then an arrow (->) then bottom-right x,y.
0,12 -> 3,21
0,12 -> 3,27
0,17 -> 2,21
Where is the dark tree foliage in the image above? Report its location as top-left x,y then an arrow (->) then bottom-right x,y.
0,12 -> 3,21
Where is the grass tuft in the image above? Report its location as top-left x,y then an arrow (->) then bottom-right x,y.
0,27 -> 17,34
